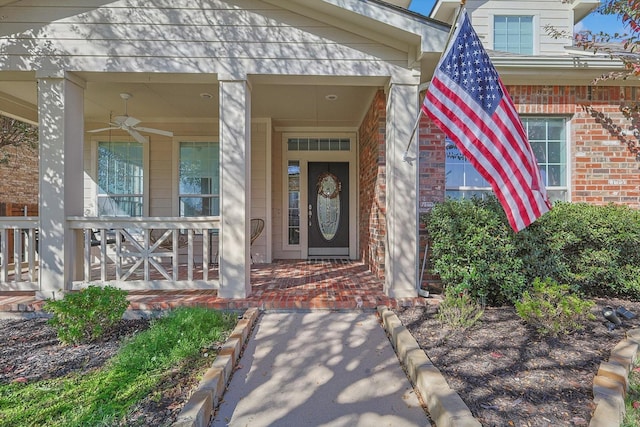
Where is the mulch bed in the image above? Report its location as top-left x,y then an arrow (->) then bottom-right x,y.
394,296 -> 640,427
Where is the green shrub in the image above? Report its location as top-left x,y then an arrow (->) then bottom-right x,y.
436,285 -> 484,330
515,277 -> 595,337
516,202 -> 640,298
43,285 -> 129,345
425,199 -> 640,303
424,196 -> 525,305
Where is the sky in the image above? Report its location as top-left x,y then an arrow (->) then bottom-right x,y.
408,0 -> 629,36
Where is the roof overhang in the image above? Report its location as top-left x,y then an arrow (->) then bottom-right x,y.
265,0 -> 450,63
491,55 -> 639,86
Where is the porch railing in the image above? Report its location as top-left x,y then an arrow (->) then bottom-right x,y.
67,217 -> 221,290
0,217 -> 221,291
0,217 -> 39,290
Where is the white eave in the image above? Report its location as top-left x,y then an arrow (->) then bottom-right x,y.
490,55 -> 636,85
572,0 -> 600,23
265,0 -> 450,61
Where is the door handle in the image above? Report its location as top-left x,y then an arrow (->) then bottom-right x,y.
308,204 -> 313,227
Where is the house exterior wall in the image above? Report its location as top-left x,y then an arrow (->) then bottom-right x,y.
358,90 -> 387,280
434,0 -> 589,55
250,119 -> 270,263
418,84 -> 640,212
0,143 -> 38,206
0,0 -> 410,78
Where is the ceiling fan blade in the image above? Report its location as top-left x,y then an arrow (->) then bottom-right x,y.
127,128 -> 147,144
113,115 -> 128,125
135,126 -> 174,137
122,116 -> 141,127
88,127 -> 119,133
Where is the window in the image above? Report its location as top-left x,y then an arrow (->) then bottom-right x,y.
494,15 -> 534,54
179,141 -> 219,216
287,138 -> 351,151
287,161 -> 300,245
97,141 -> 144,216
445,117 -> 568,202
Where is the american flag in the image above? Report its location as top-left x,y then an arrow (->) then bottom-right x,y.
423,10 -> 551,232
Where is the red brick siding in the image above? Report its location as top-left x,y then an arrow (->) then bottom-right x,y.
358,90 -> 387,280
416,84 -> 640,290
0,143 -> 38,207
418,84 -> 640,210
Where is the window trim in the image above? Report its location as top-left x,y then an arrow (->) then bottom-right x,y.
444,116 -> 571,202
172,136 -> 220,217
91,136 -> 150,217
490,13 -> 539,55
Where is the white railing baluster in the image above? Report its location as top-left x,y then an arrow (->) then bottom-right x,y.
0,229 -> 7,283
84,229 -> 91,281
187,230 -> 194,282
13,229 -> 22,281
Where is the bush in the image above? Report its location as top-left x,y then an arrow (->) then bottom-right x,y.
516,202 -> 640,298
43,285 -> 129,345
436,285 -> 484,330
424,196 -> 526,305
424,199 -> 640,303
515,277 -> 595,337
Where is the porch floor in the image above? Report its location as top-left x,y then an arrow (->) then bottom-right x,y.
0,260 -> 435,316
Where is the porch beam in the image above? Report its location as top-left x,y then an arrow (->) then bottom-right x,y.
218,77 -> 252,298
384,79 -> 419,298
36,71 -> 85,299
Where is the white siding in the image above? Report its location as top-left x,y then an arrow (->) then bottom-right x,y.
464,0 -> 576,55
250,120 -> 269,263
0,0 -> 411,77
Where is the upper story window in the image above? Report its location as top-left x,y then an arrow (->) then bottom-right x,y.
494,15 -> 534,54
97,141 -> 144,216
179,141 -> 219,216
446,117 -> 568,203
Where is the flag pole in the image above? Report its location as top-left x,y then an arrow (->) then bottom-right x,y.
402,0 -> 467,163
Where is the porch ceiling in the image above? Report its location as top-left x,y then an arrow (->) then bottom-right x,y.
0,72 -> 381,128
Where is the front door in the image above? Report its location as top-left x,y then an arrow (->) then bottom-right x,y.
308,162 -> 349,257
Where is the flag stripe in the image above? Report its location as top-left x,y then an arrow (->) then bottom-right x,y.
422,9 -> 550,231
424,82 -> 535,229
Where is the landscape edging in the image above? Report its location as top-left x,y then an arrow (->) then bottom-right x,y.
377,305 -> 482,427
172,307 -> 260,427
589,327 -> 640,427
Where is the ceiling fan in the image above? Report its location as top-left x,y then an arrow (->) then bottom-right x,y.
88,92 -> 173,143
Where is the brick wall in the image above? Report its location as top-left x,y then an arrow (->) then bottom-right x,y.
418,84 -> 640,210
0,143 -> 39,206
358,90 -> 387,280
416,84 -> 640,290
511,85 -> 639,207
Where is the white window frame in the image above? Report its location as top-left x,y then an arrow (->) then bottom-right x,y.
91,136 -> 149,217
172,136 -> 220,217
445,116 -> 571,203
490,13 -> 538,55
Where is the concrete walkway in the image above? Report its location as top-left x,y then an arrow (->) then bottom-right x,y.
211,312 -> 431,427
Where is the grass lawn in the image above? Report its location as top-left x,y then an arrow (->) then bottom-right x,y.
624,357 -> 640,427
0,307 -> 236,426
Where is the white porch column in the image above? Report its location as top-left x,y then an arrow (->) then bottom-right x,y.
36,71 -> 85,299
385,80 -> 419,298
218,76 -> 251,298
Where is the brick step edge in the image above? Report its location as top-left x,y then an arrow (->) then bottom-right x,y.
589,327 -> 640,427
172,307 -> 260,427
377,305 -> 482,427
